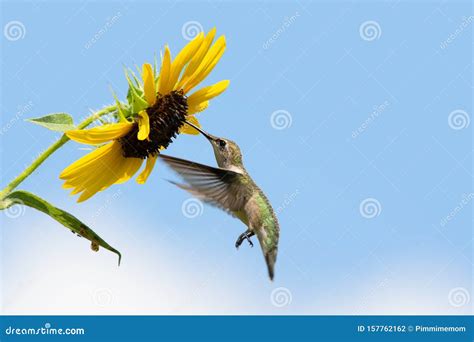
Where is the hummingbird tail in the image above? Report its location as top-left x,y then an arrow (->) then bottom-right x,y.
265,249 -> 277,281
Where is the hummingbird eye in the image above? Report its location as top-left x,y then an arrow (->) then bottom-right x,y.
218,139 -> 227,148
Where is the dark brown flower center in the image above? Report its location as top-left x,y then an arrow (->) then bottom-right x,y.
119,90 -> 188,159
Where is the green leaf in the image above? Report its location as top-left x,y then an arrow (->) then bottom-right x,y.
27,113 -> 75,132
2,190 -> 121,264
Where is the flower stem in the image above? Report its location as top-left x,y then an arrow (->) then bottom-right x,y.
0,105 -> 117,201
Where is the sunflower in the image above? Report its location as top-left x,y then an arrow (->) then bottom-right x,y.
60,28 -> 229,202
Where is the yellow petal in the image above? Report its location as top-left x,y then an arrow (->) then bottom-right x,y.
66,122 -> 133,145
183,35 -> 226,93
60,141 -> 142,202
169,33 -> 204,92
62,142 -> 121,186
114,157 -> 143,184
179,116 -> 201,135
157,46 -> 172,95
136,155 -> 157,184
177,28 -> 216,90
187,80 -> 230,108
60,142 -> 116,178
64,142 -> 124,202
137,110 -> 150,141
76,161 -> 119,202
142,63 -> 156,106
188,101 -> 209,115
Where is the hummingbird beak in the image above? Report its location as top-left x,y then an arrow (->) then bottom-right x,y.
184,120 -> 217,142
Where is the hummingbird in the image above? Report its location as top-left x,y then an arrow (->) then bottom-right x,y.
159,122 -> 280,280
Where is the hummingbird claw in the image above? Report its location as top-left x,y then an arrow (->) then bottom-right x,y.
235,231 -> 255,249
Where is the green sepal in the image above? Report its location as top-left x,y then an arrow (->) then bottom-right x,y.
153,54 -> 160,89
124,69 -> 148,114
134,64 -> 142,80
27,113 -> 75,132
153,54 -> 158,79
2,190 -> 121,265
109,87 -> 130,121
127,67 -> 141,87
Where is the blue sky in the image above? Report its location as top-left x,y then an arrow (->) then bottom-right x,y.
1,0 -> 472,314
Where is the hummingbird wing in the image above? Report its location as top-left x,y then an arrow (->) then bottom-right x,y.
159,154 -> 251,213
160,154 -> 279,280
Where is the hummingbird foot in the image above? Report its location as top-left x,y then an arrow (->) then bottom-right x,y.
235,231 -> 255,249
